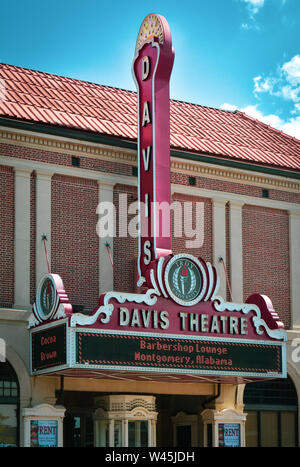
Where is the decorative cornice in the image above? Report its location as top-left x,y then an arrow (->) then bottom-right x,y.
172,157 -> 300,193
1,127 -> 300,194
0,127 -> 137,165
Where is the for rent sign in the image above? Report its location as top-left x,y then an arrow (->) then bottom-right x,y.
30,420 -> 58,447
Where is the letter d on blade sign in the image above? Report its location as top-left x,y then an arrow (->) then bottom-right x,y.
132,14 -> 174,287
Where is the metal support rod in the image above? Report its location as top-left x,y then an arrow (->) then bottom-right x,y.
42,234 -> 51,273
105,241 -> 114,268
218,256 -> 233,301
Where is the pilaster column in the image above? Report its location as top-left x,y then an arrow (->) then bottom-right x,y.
14,167 -> 32,309
147,419 -> 152,447
212,199 -> 227,299
109,419 -> 114,447
35,170 -> 53,286
122,419 -> 128,447
229,201 -> 244,302
289,210 -> 300,328
151,419 -> 157,446
97,181 -> 115,294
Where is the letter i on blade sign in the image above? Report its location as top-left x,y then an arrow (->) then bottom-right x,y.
132,14 -> 175,287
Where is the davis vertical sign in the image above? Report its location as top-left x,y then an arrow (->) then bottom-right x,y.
132,14 -> 174,287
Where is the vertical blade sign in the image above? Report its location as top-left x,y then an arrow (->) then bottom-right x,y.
132,14 -> 175,287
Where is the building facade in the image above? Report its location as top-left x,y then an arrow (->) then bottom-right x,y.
0,15 -> 300,448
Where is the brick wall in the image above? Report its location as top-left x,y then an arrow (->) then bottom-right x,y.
113,184 -> 138,292
51,174 -> 99,311
0,165 -> 14,307
242,204 -> 290,327
171,193 -> 212,264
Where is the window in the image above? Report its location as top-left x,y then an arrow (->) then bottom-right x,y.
244,376 -> 298,447
128,421 -> 148,447
0,361 -> 20,447
64,413 -> 94,447
176,425 -> 192,447
72,156 -> 80,167
171,412 -> 198,447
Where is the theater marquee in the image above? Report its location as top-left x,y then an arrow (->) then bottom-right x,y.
29,256 -> 287,383
28,14 -> 287,384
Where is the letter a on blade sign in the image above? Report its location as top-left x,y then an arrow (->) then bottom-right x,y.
132,14 -> 175,287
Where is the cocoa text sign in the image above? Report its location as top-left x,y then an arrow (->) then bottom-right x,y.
31,323 -> 67,372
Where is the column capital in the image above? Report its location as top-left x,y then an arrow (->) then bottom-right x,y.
13,166 -> 32,177
35,169 -> 54,179
289,209 -> 300,217
211,197 -> 228,207
229,200 -> 245,209
97,178 -> 116,189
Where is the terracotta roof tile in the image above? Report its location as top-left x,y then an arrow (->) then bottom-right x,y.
0,63 -> 300,171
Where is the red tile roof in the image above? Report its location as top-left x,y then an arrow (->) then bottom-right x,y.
1,63 -> 300,171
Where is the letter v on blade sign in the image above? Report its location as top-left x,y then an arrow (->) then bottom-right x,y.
132,13 -> 175,287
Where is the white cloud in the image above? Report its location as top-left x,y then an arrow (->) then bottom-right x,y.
281,55 -> 300,86
254,76 -> 277,95
220,103 -> 238,111
240,0 -> 265,14
219,103 -> 300,139
252,55 -> 300,104
281,85 -> 300,103
241,104 -> 283,128
280,116 -> 300,139
219,56 -> 300,141
239,0 -> 264,30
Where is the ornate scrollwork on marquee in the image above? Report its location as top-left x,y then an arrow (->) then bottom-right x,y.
213,294 -> 287,341
70,288 -> 159,327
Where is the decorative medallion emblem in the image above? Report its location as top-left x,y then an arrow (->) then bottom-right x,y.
164,254 -> 206,306
168,258 -> 202,303
39,277 -> 56,318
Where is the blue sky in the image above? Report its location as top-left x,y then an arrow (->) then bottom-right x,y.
1,0 -> 300,138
